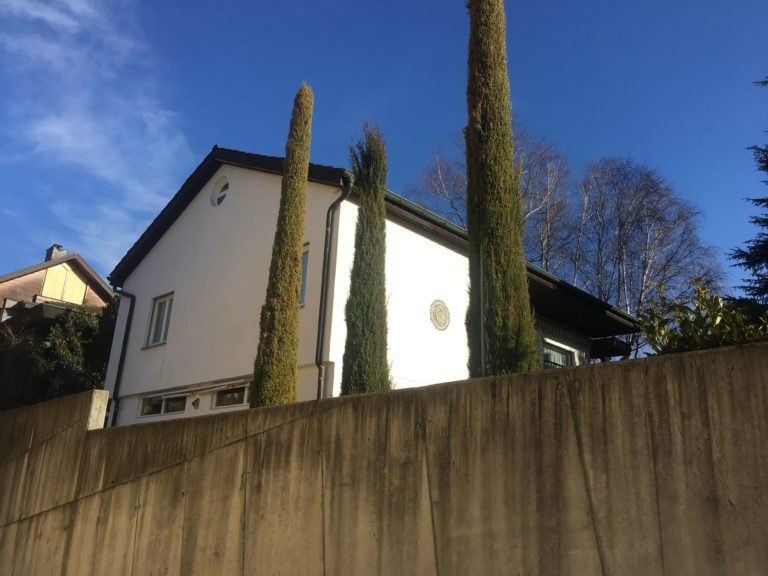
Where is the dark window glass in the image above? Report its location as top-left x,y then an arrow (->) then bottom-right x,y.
164,396 -> 186,413
215,182 -> 229,205
215,387 -> 246,407
141,397 -> 163,415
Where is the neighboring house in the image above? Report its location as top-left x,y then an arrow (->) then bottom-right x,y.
104,146 -> 637,426
1,245 -> 114,338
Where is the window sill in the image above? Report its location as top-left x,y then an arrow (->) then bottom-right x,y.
141,341 -> 167,351
211,403 -> 248,411
138,411 -> 183,418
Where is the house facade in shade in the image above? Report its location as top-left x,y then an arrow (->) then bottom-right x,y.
104,146 -> 637,427
1,245 -> 114,337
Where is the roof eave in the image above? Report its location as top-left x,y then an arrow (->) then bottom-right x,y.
108,146 -> 348,286
0,253 -> 113,302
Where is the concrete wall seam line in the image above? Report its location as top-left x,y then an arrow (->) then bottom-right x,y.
419,393 -> 442,576
566,379 -> 609,576
644,390 -> 668,576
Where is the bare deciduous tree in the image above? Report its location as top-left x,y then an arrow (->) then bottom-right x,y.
409,144 -> 723,357
409,147 -> 467,227
408,129 -> 572,264
565,158 -> 722,353
516,134 -> 571,276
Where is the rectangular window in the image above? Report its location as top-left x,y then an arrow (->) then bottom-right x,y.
140,396 -> 163,416
163,396 -> 186,413
140,395 -> 186,416
214,386 -> 247,408
542,341 -> 575,369
147,293 -> 173,346
300,249 -> 309,306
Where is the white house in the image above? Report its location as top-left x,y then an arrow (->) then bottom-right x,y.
104,146 -> 636,426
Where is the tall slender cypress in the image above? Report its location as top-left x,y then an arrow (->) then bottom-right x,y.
465,0 -> 539,376
341,124 -> 391,394
251,83 -> 313,406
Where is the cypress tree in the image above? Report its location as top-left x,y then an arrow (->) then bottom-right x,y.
251,83 -> 313,407
465,0 -> 539,376
341,123 -> 391,394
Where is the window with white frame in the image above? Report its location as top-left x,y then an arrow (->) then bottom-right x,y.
300,248 -> 309,306
541,340 -> 576,369
140,394 -> 186,416
147,293 -> 173,346
213,386 -> 248,408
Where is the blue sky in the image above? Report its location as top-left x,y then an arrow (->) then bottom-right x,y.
0,0 -> 766,292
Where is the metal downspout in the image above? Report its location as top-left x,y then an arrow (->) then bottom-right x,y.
109,288 -> 136,427
315,171 -> 354,399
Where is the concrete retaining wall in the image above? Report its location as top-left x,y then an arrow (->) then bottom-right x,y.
1,342 -> 767,575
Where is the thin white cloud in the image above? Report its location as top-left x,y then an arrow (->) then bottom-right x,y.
50,202 -> 142,273
0,0 -> 81,32
0,0 -> 192,273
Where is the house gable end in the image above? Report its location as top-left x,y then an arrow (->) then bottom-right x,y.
0,254 -> 113,306
108,146 -> 347,287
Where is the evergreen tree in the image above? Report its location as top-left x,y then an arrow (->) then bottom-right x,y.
731,78 -> 768,313
252,83 -> 313,407
341,124 -> 390,394
465,0 -> 539,376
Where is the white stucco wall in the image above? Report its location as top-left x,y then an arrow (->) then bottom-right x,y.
327,201 -> 470,397
105,163 -> 595,427
105,165 -> 341,425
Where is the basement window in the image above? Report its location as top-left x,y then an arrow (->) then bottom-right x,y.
214,386 -> 248,408
140,395 -> 187,416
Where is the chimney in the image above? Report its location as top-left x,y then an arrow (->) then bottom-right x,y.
45,244 -> 68,261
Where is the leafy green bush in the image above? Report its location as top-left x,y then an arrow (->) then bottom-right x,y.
641,281 -> 768,355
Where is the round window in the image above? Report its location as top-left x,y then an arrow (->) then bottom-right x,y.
211,181 -> 229,206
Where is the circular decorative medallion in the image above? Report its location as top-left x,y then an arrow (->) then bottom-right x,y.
430,300 -> 450,331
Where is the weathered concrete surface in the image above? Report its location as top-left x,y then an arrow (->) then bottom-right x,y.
1,343 -> 767,575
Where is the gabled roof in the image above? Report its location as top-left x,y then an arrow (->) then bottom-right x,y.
108,146 -> 638,338
0,253 -> 114,302
108,146 -> 347,286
